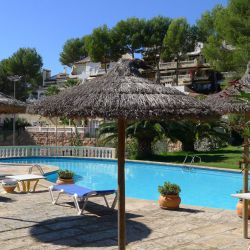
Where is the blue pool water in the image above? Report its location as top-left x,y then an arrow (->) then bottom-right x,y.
0,157 -> 244,210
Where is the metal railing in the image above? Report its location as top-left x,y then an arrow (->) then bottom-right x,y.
25,126 -> 97,134
159,60 -> 198,69
0,146 -> 116,159
28,164 -> 45,175
183,155 -> 201,164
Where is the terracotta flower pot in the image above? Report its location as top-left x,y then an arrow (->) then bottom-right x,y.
159,194 -> 181,210
2,179 -> 17,193
56,177 -> 74,185
236,200 -> 250,219
3,186 -> 16,193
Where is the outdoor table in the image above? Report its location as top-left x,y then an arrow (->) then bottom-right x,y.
5,174 -> 45,192
232,193 -> 250,200
232,192 -> 250,238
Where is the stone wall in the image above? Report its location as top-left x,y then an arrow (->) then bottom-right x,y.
153,139 -> 182,153
26,132 -> 96,146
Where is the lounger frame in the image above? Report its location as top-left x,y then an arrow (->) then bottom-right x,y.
48,186 -> 118,215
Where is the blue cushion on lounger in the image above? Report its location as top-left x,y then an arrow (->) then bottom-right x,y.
52,184 -> 115,197
49,184 -> 118,215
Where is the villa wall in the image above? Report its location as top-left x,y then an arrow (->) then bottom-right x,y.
27,132 -> 96,146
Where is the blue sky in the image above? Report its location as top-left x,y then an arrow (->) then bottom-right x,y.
0,0 -> 228,74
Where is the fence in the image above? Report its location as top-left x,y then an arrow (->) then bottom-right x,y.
0,146 -> 116,159
25,125 -> 99,138
159,60 -> 198,69
25,126 -> 96,134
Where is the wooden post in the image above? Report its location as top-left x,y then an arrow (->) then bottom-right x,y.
55,118 -> 58,146
117,118 -> 126,250
243,113 -> 250,238
55,117 -> 58,156
243,159 -> 248,238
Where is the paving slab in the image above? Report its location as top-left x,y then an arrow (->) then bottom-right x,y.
0,182 -> 250,250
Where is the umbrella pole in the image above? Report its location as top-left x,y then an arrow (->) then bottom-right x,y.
117,118 -> 126,250
243,115 -> 249,238
56,118 -> 58,155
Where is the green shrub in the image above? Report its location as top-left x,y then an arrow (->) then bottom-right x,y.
3,118 -> 30,130
126,138 -> 138,159
158,182 -> 181,196
237,189 -> 250,193
58,169 -> 74,179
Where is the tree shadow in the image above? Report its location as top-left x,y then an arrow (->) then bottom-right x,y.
29,203 -> 151,248
0,196 -> 15,203
193,154 -> 228,163
209,148 -> 242,154
150,154 -> 229,164
175,207 -> 205,214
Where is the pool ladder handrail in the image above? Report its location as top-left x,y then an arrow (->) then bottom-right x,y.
182,155 -> 201,171
28,164 -> 45,175
183,155 -> 201,164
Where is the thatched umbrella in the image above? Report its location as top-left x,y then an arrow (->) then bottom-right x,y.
29,59 -> 217,250
0,92 -> 26,114
205,61 -> 250,239
0,92 -> 26,146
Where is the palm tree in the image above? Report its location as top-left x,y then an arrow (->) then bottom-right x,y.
98,120 -> 165,158
164,120 -> 229,151
98,119 -> 229,156
64,79 -> 79,88
45,85 -> 60,96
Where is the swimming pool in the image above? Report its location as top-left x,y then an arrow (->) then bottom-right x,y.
0,157 -> 243,210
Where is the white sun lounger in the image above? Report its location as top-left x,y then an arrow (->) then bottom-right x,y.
48,184 -> 118,215
231,193 -> 250,199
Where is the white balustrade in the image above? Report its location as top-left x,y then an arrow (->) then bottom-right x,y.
159,62 -> 177,69
179,60 -> 197,68
194,75 -> 209,81
0,146 -> 116,159
159,60 -> 198,70
25,126 -> 99,135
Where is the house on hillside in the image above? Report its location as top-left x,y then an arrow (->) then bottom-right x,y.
26,69 -> 68,102
159,42 -> 221,94
42,69 -> 68,88
69,57 -> 116,81
26,55 -> 121,103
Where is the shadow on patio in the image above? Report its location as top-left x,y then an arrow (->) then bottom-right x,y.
29,201 -> 152,248
0,196 -> 15,203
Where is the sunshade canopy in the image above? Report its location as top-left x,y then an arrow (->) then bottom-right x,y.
204,62 -> 250,114
0,92 -> 26,114
28,58 -> 218,250
29,59 -> 216,120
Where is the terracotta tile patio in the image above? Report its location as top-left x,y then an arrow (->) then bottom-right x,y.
0,180 -> 249,250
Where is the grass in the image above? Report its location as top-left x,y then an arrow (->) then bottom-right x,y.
147,146 -> 243,170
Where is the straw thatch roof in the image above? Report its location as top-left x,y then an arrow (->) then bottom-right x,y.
0,92 -> 26,114
29,59 -> 216,120
204,61 -> 250,115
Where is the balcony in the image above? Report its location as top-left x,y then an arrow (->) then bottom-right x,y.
160,74 -> 192,85
194,75 -> 210,81
159,62 -> 177,69
160,75 -> 175,84
159,60 -> 199,70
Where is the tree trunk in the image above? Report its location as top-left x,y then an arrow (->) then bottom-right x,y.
176,55 -> 179,86
156,59 -> 160,84
131,49 -> 135,59
104,57 -> 107,73
181,140 -> 195,152
137,138 -> 153,158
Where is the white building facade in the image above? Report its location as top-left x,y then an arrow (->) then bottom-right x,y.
69,57 -> 116,82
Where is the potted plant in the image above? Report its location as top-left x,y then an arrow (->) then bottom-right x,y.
2,179 -> 17,193
236,190 -> 250,219
56,169 -> 75,185
158,181 -> 181,210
